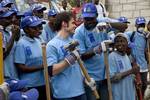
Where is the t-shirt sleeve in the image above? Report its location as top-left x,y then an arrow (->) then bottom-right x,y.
14,43 -> 26,64
108,54 -> 118,77
46,44 -> 58,67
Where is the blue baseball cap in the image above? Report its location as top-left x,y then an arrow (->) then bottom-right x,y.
9,88 -> 39,100
23,9 -> 33,17
48,9 -> 57,17
21,16 -> 46,28
135,17 -> 146,25
0,10 -> 16,17
82,3 -> 97,18
32,5 -> 46,12
1,0 -> 13,7
118,16 -> 130,23
6,79 -> 28,92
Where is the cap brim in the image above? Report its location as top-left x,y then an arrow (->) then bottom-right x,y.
122,21 -> 130,24
36,7 -> 46,11
48,13 -> 57,17
2,11 -> 16,17
137,21 -> 145,25
23,88 -> 39,100
17,12 -> 25,17
125,21 -> 130,24
2,2 -> 13,7
82,13 -> 97,18
29,20 -> 46,27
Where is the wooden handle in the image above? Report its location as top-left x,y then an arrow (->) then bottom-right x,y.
104,52 -> 113,100
0,32 -> 4,84
41,43 -> 51,100
77,58 -> 100,99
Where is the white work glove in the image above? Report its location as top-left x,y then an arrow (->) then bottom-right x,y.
97,22 -> 110,33
93,40 -> 113,54
65,50 -> 80,65
92,22 -> 108,34
85,78 -> 96,91
143,31 -> 150,39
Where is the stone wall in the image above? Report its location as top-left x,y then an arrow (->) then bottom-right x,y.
105,0 -> 150,30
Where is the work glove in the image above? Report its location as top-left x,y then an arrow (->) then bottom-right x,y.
65,50 -> 80,65
93,40 -> 113,54
85,78 -> 96,91
143,31 -> 150,39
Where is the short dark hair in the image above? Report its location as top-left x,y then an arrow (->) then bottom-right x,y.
51,12 -> 73,32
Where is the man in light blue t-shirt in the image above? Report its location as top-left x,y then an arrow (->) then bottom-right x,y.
41,9 -> 57,43
46,12 -> 86,100
125,17 -> 148,96
74,3 -> 108,100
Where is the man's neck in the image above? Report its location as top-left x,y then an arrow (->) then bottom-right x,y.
57,29 -> 69,39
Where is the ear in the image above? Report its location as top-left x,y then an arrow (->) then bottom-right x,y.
62,21 -> 67,27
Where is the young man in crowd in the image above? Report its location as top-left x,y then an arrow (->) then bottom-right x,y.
41,9 -> 57,43
46,12 -> 86,100
125,17 -> 148,96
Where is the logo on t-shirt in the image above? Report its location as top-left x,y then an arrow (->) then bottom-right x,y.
26,46 -> 32,56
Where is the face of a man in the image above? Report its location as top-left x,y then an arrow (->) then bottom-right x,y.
28,24 -> 43,38
62,1 -> 67,8
66,18 -> 76,35
2,14 -> 16,27
83,17 -> 98,30
94,0 -> 99,4
33,10 -> 44,18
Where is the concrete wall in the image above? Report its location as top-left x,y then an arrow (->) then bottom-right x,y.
105,0 -> 150,30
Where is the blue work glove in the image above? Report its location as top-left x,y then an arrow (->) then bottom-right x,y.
65,50 -> 80,65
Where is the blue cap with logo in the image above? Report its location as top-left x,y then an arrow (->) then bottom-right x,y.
135,17 -> 146,25
82,3 -> 97,18
48,9 -> 57,17
1,0 -> 13,7
9,88 -> 39,100
21,16 -> 46,28
6,79 -> 28,92
118,16 -> 130,23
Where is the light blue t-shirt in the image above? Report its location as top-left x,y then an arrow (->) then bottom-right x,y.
3,30 -> 18,80
41,23 -> 56,43
46,35 -> 85,98
74,23 -> 108,81
14,36 -> 45,87
125,31 -> 147,72
109,52 -> 136,100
